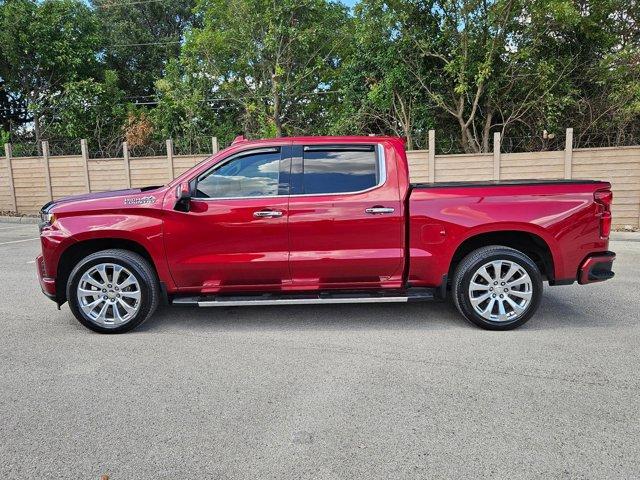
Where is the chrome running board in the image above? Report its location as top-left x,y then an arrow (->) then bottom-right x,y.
172,288 -> 436,307
195,296 -> 410,307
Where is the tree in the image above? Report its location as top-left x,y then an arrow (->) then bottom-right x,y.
47,70 -> 128,154
0,0 -> 637,153
398,0 -> 560,152
91,0 -> 196,99
333,0 -> 435,148
0,80 -> 27,137
391,0 -> 640,152
180,0 -> 351,138
555,0 -> 640,147
0,0 -> 101,143
151,59 -> 242,150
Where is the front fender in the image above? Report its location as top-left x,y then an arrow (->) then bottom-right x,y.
42,211 -> 173,291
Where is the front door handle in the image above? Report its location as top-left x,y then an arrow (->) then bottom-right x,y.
365,206 -> 395,215
253,209 -> 284,218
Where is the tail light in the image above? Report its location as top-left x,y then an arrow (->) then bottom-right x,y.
594,189 -> 612,238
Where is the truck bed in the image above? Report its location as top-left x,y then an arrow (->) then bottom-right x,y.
406,178 -> 611,287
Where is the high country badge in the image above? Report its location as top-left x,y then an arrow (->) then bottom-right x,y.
124,196 -> 156,206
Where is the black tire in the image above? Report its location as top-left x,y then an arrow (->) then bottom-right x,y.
66,249 -> 159,333
452,246 -> 543,330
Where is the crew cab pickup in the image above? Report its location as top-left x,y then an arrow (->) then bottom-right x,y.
37,136 -> 616,333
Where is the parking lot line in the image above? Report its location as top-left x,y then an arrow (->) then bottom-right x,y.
0,225 -> 35,231
0,238 -> 40,246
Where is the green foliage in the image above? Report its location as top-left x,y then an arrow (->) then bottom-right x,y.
47,70 -> 129,151
331,0 -> 435,148
150,59 -> 241,148
0,0 -> 101,141
91,0 -> 196,98
356,0 -> 640,152
0,0 -> 637,153
179,0 -> 351,137
0,129 -> 9,145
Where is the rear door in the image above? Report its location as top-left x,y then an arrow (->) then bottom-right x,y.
287,143 -> 404,289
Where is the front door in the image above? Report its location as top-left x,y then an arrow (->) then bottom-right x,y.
163,146 -> 291,292
287,143 -> 404,289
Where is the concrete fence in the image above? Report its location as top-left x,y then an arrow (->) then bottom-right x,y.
1,129 -> 639,228
1,138 -> 215,216
408,129 -> 639,228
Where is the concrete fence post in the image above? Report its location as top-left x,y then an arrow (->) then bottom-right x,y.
211,136 -> 219,155
428,130 -> 436,182
564,128 -> 573,179
4,143 -> 17,212
81,139 -> 91,193
166,139 -> 174,181
493,132 -> 501,180
42,141 -> 53,202
122,142 -> 132,189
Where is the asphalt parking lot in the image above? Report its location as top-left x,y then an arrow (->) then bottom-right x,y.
0,222 -> 638,479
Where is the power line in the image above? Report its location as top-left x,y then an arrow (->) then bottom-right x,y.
94,0 -> 173,8
0,91 -> 344,113
124,90 -> 342,100
109,40 -> 182,48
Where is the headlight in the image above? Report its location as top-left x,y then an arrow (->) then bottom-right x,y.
39,211 -> 55,225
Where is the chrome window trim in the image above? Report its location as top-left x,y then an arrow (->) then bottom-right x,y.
290,143 -> 386,198
193,143 -> 386,201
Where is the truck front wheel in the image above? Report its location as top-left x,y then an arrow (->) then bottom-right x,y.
452,246 -> 543,330
66,249 -> 160,333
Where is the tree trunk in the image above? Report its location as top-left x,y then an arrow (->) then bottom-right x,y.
481,110 -> 493,153
271,72 -> 283,137
405,131 -> 413,150
459,119 -> 480,153
34,112 -> 42,155
393,92 -> 413,149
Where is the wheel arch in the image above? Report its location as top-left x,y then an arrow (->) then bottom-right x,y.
447,229 -> 557,284
55,237 -> 159,305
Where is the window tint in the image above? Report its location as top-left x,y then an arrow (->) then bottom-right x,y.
195,150 -> 281,198
302,147 -> 379,194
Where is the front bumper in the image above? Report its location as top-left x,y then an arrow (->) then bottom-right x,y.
578,251 -> 616,285
36,255 -> 57,301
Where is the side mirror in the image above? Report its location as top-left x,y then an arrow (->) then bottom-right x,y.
174,181 -> 191,212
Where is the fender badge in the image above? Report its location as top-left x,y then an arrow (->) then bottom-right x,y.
124,196 -> 156,206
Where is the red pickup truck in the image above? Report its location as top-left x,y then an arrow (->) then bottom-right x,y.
37,135 -> 615,333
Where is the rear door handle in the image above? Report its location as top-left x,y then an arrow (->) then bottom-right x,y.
253,209 -> 284,218
365,207 -> 395,215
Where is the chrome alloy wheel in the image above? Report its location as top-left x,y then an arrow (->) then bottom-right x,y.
468,260 -> 533,323
77,263 -> 142,327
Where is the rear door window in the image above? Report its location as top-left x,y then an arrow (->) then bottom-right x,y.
301,146 -> 380,195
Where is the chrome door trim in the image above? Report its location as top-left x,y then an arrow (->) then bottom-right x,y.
288,143 -> 387,198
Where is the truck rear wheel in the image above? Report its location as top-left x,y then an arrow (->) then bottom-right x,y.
66,249 -> 159,333
452,246 -> 543,330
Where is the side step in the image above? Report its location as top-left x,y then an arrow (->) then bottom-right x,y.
172,288 -> 436,307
